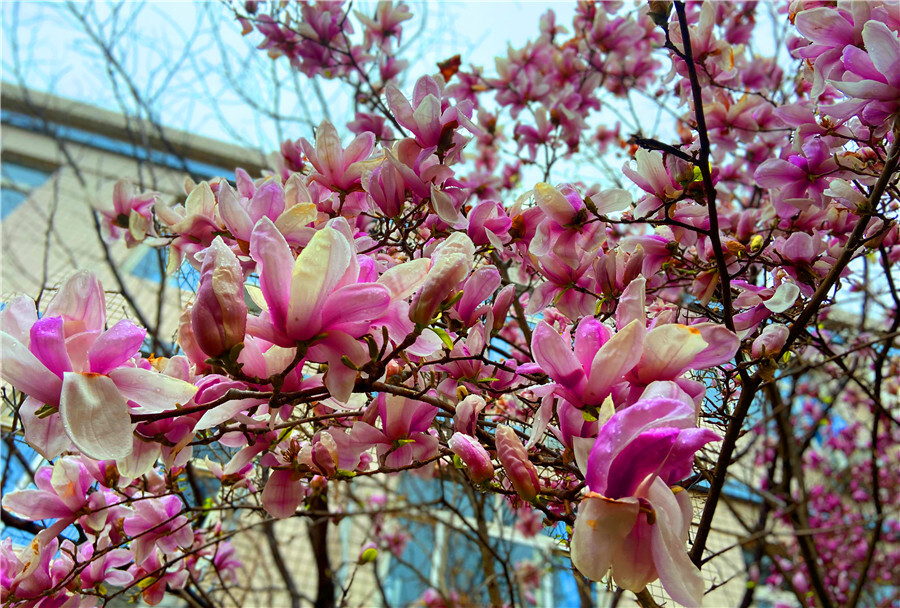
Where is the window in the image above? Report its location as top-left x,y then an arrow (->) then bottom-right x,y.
130,246 -> 200,291
380,474 -> 615,607
1,161 -> 52,220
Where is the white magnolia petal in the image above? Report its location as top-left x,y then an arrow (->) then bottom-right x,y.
60,372 -> 133,461
109,367 -> 198,413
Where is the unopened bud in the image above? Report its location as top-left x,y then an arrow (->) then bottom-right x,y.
495,426 -> 540,501
449,433 -> 495,484
191,237 -> 247,358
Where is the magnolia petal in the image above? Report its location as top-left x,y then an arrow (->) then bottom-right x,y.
20,396 -> 71,460
286,226 -> 351,340
60,372 -> 133,461
534,182 -> 575,225
29,317 -> 72,378
571,494 -> 639,582
648,479 -> 705,607
2,490 -> 72,521
0,331 -> 62,405
635,324 -> 708,383
88,320 -> 147,374
377,258 -> 430,299
117,437 -> 161,478
320,283 -> 392,331
584,320 -> 645,404
261,469 -> 302,519
217,181 -> 253,240
0,295 -> 37,345
690,323 -> 740,368
862,21 -> 900,87
195,398 -> 263,430
764,282 -> 799,313
44,270 -> 106,334
274,202 -> 319,240
250,217 -> 294,332
616,277 -> 646,330
531,321 -> 584,390
109,367 -> 198,413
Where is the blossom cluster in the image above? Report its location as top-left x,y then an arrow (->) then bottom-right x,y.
3,1 -> 899,606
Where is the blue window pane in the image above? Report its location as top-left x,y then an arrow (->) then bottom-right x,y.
385,519 -> 434,605
1,189 -> 27,220
1,162 -> 52,219
130,248 -> 200,291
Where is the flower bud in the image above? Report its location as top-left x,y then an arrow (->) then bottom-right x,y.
752,324 -> 790,358
491,284 -> 516,333
449,433 -> 494,484
453,395 -> 487,436
495,425 -> 540,501
311,431 -> 339,477
191,237 -> 247,358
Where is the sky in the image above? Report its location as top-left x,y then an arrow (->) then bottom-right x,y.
1,2 -> 577,154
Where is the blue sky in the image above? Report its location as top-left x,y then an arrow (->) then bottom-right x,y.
2,2 -> 576,154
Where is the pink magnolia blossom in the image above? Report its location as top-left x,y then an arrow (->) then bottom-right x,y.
0,273 -> 196,460
571,397 -> 721,606
249,216 -> 391,401
123,495 -> 194,565
95,179 -> 157,247
350,394 -> 439,468
301,120 -> 378,192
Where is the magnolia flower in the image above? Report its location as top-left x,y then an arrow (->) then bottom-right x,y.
350,394 -> 439,468
96,179 -> 157,247
529,317 -> 644,408
571,397 -> 721,606
0,272 -> 197,461
249,216 -> 392,401
300,119 -> 378,192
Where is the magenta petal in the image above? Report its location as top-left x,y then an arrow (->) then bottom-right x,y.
531,321 -> 585,392
604,428 -> 680,499
586,398 -> 694,493
573,317 -> 611,371
248,180 -> 285,222
320,283 -> 391,333
794,8 -> 853,47
659,427 -> 722,485
29,317 -> 72,378
754,159 -> 807,188
217,181 -> 253,241
250,217 -> 294,334
261,469 -> 302,519
2,490 -> 72,521
88,320 -> 146,374
456,266 -> 501,325
0,331 -> 63,405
